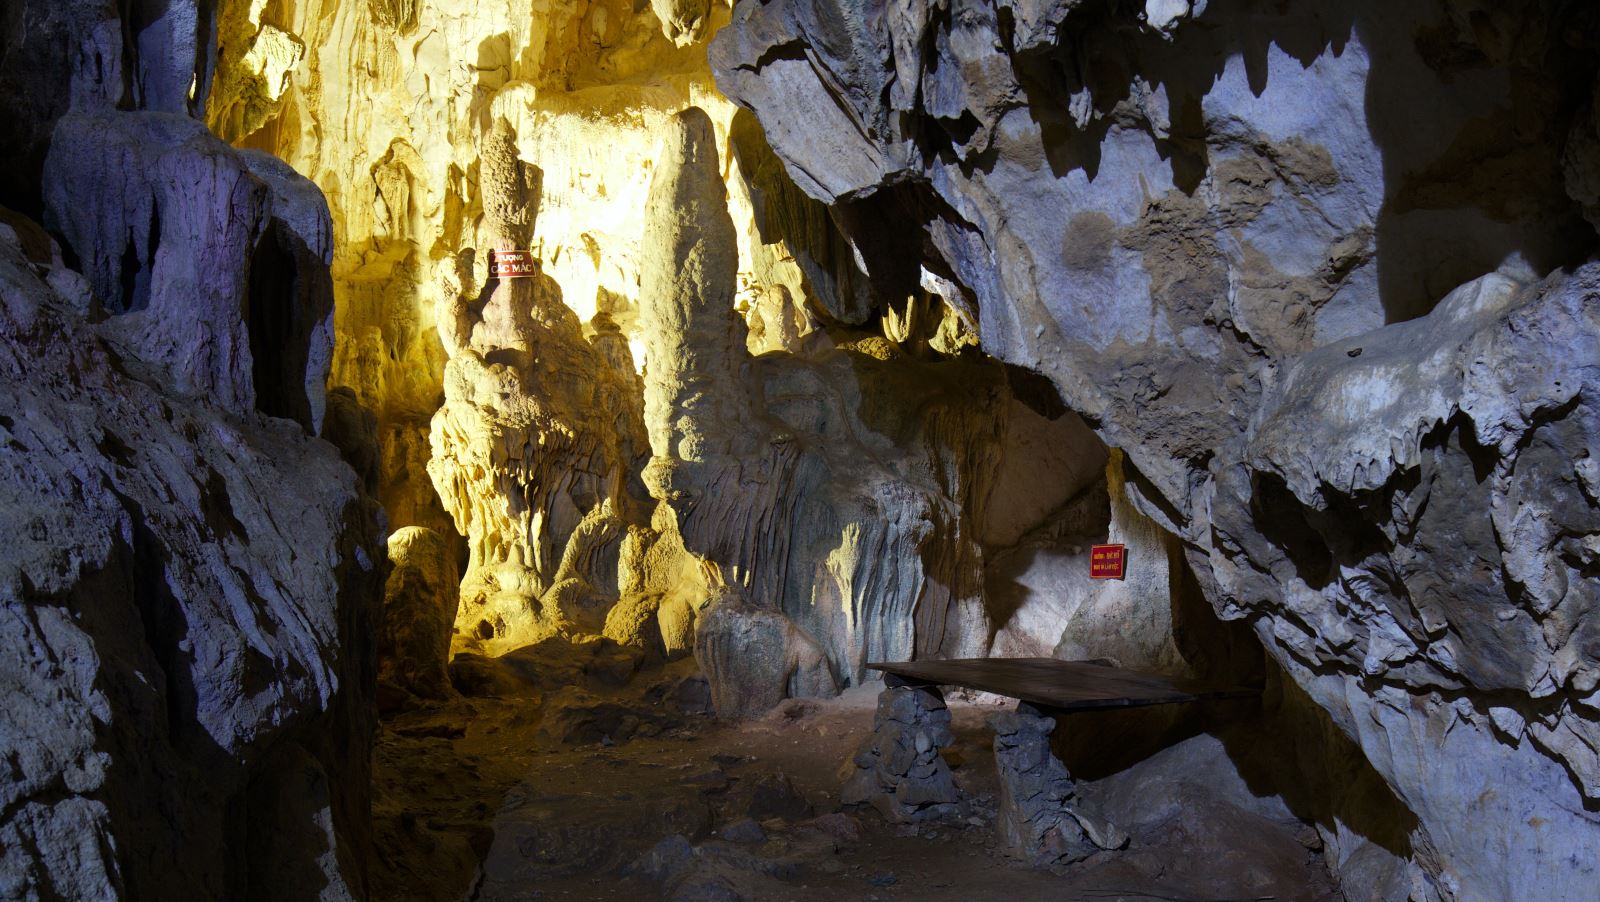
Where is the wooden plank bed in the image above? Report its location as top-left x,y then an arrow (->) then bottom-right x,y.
866,657 -> 1261,712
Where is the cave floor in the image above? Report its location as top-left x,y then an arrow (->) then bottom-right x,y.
372,652 -> 1339,902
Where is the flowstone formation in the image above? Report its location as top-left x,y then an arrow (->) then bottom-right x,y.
378,526 -> 461,710
428,119 -> 653,654
640,107 -> 1114,701
712,0 -> 1600,897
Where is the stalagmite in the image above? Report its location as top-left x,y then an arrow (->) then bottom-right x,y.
427,118 -> 652,654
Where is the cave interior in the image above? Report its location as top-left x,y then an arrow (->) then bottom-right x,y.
1,0 -> 1599,900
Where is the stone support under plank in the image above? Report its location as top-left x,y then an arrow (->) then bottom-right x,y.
840,675 -> 962,823
990,702 -> 1128,870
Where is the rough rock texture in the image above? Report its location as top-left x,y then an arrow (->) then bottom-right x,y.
1214,265 -> 1600,900
0,209 -> 381,898
640,107 -> 1114,702
695,590 -> 837,719
712,0 -> 1600,896
44,112 -> 335,430
0,0 -> 213,214
989,703 -> 1126,870
839,681 -> 961,823
378,527 -> 460,710
0,2 -> 385,895
1075,731 -> 1346,901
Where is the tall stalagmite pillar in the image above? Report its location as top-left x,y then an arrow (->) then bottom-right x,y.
639,107 -> 758,536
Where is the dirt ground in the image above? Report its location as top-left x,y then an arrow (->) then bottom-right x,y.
369,641 -> 1339,902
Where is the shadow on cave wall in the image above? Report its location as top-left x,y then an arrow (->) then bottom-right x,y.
951,0 -> 1600,324
248,220 -> 334,430
55,484 -> 371,900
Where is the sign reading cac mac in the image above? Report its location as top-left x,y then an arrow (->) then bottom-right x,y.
491,249 -> 537,278
1090,544 -> 1126,580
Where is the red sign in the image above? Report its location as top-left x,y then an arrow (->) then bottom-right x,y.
1090,544 -> 1126,580
490,249 -> 537,278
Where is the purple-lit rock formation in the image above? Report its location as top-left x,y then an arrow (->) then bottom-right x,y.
0,3 -> 380,895
0,210 -> 380,898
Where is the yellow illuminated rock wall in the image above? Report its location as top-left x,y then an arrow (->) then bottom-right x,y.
207,0 -> 817,540
205,0 -> 1138,707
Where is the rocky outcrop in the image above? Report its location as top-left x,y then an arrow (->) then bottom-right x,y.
1213,265 -> 1600,900
0,0 -> 213,214
0,1 -> 384,897
0,209 -> 381,898
712,1 -> 1600,896
42,112 -> 334,430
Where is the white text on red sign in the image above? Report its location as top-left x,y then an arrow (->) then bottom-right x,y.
491,250 -> 538,278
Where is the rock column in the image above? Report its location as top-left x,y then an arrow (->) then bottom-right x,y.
427,118 -> 652,651
638,105 -> 757,526
989,703 -> 1127,869
840,677 -> 961,822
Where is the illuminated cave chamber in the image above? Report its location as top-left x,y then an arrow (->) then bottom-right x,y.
2,0 -> 1599,899
205,0 -> 1186,702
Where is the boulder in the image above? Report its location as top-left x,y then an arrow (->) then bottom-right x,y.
377,526 -> 460,708
694,592 -> 837,719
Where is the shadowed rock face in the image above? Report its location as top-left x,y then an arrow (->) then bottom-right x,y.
0,3 -> 383,896
712,0 -> 1600,897
378,526 -> 460,709
0,214 -> 382,898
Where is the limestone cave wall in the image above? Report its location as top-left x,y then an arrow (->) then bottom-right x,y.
0,1 -> 385,897
708,0 -> 1600,898
6,0 -> 1597,898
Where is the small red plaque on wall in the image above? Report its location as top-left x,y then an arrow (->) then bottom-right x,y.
490,249 -> 537,278
1090,544 -> 1126,580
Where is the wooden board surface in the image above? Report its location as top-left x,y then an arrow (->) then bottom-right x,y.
866,657 -> 1261,712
